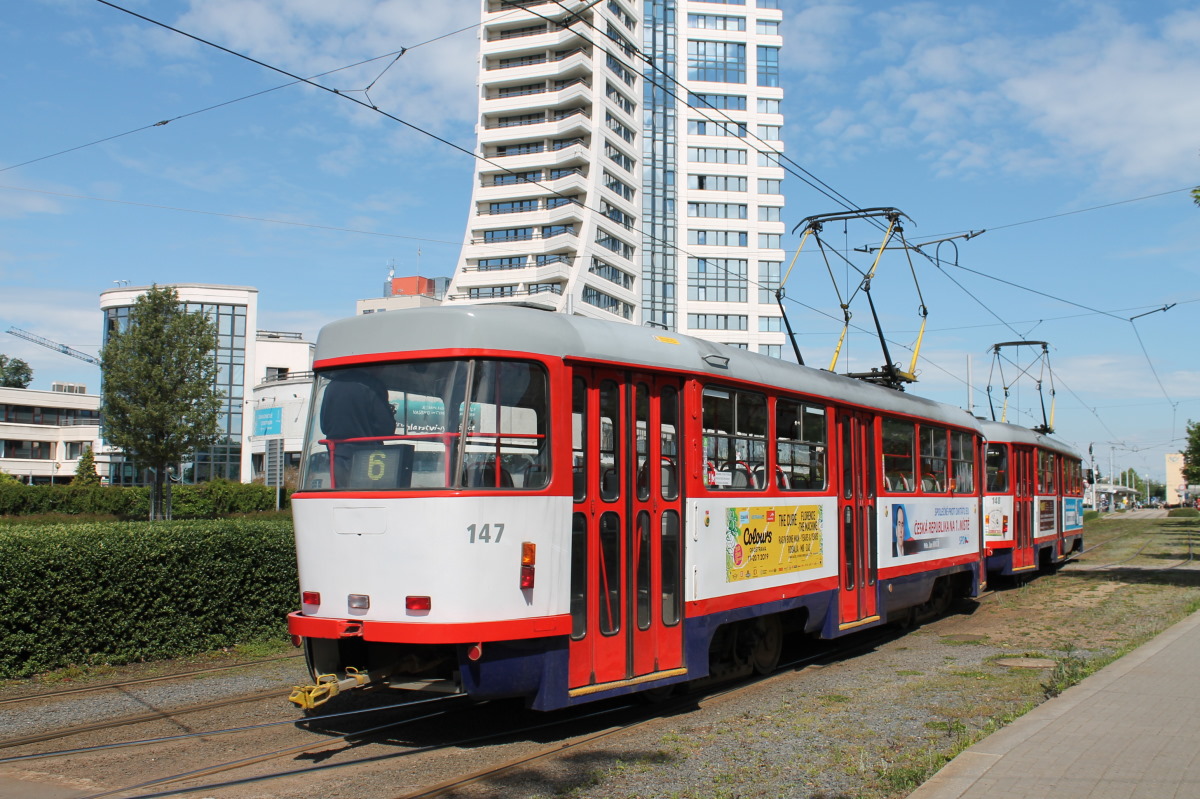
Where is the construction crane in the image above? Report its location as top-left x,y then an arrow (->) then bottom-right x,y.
6,327 -> 100,366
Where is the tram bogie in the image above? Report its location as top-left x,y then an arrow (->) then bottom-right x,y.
286,306 -> 1077,712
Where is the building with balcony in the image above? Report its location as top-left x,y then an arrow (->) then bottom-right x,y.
0,384 -> 105,485
446,0 -> 788,356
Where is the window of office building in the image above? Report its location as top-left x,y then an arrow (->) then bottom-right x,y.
687,40 -> 746,84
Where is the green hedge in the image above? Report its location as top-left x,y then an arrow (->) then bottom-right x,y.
0,480 -> 287,519
0,518 -> 298,678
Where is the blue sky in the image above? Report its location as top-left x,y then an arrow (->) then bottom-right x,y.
1,0 -> 1197,482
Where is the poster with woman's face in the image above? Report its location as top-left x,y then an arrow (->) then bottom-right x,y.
892,503 -> 909,557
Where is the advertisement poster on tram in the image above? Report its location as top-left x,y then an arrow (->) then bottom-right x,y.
1063,497 -> 1083,531
725,505 -> 824,582
1038,499 -> 1057,534
983,495 -> 1012,541
887,502 -> 975,559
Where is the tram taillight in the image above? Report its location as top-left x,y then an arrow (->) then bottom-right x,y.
302,591 -> 320,606
406,595 -> 431,611
521,542 -> 536,588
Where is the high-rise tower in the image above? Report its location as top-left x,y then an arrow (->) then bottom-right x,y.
447,0 -> 787,357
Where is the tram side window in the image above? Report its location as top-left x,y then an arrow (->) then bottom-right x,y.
599,380 -> 621,501
986,444 -> 1009,492
881,419 -> 915,492
635,383 -> 651,501
1066,459 -> 1082,494
570,513 -> 587,639
1038,450 -> 1056,494
702,386 -> 767,490
775,399 -> 827,490
660,386 -> 680,501
572,378 -> 587,502
920,425 -> 948,492
950,431 -> 975,494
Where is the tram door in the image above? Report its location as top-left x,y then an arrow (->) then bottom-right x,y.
568,369 -> 685,690
1011,446 -> 1036,571
837,410 -> 879,628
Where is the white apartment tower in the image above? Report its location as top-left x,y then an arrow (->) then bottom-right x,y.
447,0 -> 787,356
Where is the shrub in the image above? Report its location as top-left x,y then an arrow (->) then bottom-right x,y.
0,481 -> 288,519
0,518 -> 297,678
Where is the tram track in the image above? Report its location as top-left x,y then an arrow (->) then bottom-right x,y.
44,630 -> 893,799
0,686 -> 287,751
0,653 -> 303,707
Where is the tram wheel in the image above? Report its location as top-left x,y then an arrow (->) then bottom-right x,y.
928,579 -> 953,618
748,615 -> 783,675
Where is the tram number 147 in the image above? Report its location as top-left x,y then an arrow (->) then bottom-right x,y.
467,523 -> 505,544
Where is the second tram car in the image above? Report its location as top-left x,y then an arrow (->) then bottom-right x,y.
287,306 -> 1037,711
980,420 -> 1084,576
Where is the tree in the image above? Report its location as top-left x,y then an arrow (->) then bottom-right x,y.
100,285 -> 222,519
0,354 -> 33,388
1184,419 -> 1200,486
72,447 -> 101,486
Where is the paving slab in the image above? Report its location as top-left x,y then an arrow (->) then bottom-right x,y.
910,609 -> 1200,799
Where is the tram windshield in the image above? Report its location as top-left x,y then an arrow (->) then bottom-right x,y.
299,359 -> 550,491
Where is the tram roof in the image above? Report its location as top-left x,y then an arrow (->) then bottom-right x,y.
315,305 -> 982,431
978,419 -> 1082,460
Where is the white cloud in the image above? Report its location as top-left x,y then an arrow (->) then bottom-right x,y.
786,2 -> 1200,186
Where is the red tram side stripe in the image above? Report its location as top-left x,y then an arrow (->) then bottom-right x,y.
685,575 -> 840,616
288,612 -> 572,644
877,552 -> 980,579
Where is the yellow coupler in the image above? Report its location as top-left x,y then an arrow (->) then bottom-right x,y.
289,666 -> 376,710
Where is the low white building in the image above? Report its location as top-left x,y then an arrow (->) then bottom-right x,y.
0,383 -> 107,484
248,330 -> 315,483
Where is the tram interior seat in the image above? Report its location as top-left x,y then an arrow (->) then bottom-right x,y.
662,459 -> 678,498
636,457 -> 679,499
724,462 -> 757,489
463,461 -> 513,487
601,468 -> 619,498
921,475 -> 942,492
886,472 -> 913,492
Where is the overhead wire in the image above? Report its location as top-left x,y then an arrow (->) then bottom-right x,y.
82,0 -> 1188,442
1,13 -> 496,175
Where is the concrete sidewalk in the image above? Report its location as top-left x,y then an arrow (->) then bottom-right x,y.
909,609 -> 1200,799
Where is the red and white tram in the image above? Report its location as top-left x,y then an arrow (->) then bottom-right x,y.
287,306 -> 999,711
980,420 -> 1084,576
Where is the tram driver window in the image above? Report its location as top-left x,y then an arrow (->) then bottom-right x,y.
301,359 -> 550,492
702,386 -> 767,490
775,399 -> 826,490
986,444 -> 1008,492
881,419 -> 915,492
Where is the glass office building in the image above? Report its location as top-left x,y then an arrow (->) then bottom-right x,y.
100,284 -> 258,485
447,0 -> 787,355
